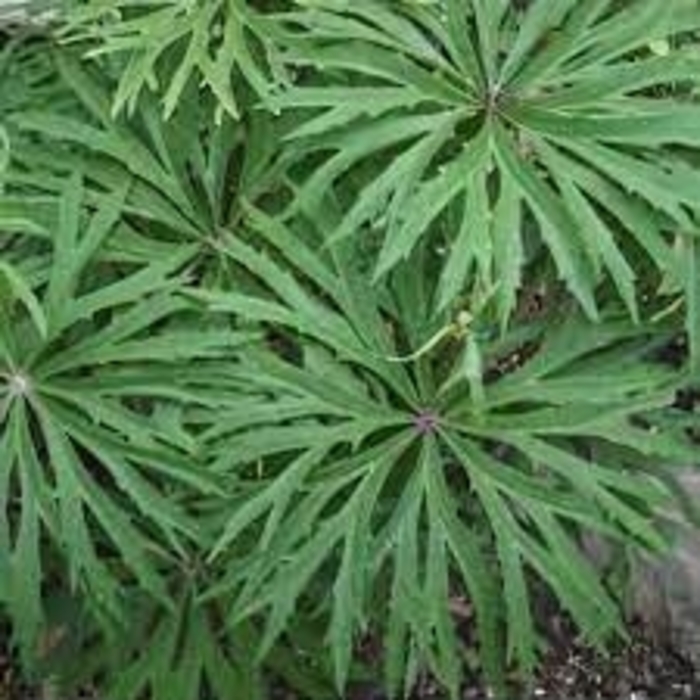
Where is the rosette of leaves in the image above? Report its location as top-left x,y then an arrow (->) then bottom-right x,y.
3,49 -> 287,271
61,0 -> 286,120
0,176 -> 256,668
193,204 -> 697,698
270,0 -> 700,352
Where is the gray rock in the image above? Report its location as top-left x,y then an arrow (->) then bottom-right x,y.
0,1 -> 57,30
629,471 -> 700,667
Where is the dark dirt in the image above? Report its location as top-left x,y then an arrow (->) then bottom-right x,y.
2,620 -> 698,699
345,617 -> 699,700
524,620 -> 698,700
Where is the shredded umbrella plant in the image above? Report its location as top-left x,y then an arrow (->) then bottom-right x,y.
0,1 -> 700,699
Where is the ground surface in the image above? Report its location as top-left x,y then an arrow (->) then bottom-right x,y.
2,620 -> 698,699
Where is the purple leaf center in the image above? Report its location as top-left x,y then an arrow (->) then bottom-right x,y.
413,410 -> 440,435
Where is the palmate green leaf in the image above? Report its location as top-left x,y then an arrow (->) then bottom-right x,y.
289,0 -> 456,70
44,591 -> 337,700
328,449 -> 400,693
440,1 -> 483,87
0,177 -> 258,650
435,166 -> 492,311
443,431 -> 625,667
289,111 -> 462,221
4,47 -> 283,267
491,123 -> 598,320
0,404 -> 45,670
92,592 -> 265,700
195,216 -> 470,694
477,486 -> 535,675
422,440 -> 503,695
376,126 -> 491,280
537,52 -> 700,109
14,110 -> 189,216
499,0 -> 580,85
4,6 -> 700,698
194,214 -> 418,405
545,158 -> 638,321
273,0 -> 700,325
509,435 -> 669,552
555,0 -> 697,80
209,448 -> 321,561
39,406 -> 172,604
61,0 -> 280,120
490,174 -> 522,328
383,472 -> 423,699
195,206 -> 697,697
509,104 -> 700,147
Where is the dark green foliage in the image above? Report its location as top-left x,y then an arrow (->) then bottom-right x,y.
1,2 -> 699,698
271,0 -> 700,328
